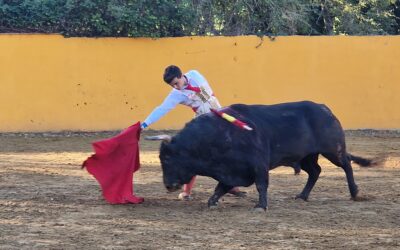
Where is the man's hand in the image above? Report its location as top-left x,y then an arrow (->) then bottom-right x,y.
140,122 -> 148,130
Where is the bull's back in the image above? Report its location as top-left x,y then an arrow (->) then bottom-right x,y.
177,101 -> 343,162
230,101 -> 344,164
230,101 -> 339,134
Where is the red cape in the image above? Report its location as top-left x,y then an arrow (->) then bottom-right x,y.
83,122 -> 144,204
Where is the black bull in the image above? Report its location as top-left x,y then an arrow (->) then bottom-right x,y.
159,101 -> 371,210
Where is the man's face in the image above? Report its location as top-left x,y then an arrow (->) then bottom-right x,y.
169,76 -> 186,90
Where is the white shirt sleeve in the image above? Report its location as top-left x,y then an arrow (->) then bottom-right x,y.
186,70 -> 211,89
143,90 -> 185,127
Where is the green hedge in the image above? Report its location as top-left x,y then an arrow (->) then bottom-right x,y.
0,0 -> 399,37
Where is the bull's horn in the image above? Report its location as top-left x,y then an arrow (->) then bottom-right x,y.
144,134 -> 171,142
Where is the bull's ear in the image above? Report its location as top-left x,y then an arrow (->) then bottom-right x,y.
161,140 -> 169,147
162,135 -> 172,143
160,140 -> 171,154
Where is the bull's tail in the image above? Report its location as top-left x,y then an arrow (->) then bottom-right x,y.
348,154 -> 372,167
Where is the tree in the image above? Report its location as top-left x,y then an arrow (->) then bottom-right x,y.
0,0 -> 398,36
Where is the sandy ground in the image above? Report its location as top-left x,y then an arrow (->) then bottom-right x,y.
0,130 -> 399,249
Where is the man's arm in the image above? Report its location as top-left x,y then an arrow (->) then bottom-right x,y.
141,90 -> 184,129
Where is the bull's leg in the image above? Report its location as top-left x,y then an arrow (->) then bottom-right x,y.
296,154 -> 321,201
322,153 -> 359,200
254,170 -> 269,211
207,182 -> 231,208
343,160 -> 359,200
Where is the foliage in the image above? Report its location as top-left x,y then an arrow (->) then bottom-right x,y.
0,0 -> 399,37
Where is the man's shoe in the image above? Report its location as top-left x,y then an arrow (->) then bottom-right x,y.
178,192 -> 193,201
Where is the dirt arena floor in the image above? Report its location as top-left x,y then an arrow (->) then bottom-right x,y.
0,130 -> 399,249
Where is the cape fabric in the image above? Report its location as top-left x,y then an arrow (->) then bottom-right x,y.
82,122 -> 144,204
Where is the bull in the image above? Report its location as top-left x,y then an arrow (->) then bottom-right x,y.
159,101 -> 372,211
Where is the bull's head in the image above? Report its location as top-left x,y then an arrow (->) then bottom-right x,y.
159,138 -> 195,192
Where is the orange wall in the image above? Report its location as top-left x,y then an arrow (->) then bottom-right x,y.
0,34 -> 399,132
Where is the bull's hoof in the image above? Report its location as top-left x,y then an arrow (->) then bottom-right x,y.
252,207 -> 267,213
208,201 -> 219,209
295,194 -> 308,201
351,195 -> 369,201
208,204 -> 219,210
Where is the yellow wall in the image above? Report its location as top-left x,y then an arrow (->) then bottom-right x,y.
0,34 -> 399,132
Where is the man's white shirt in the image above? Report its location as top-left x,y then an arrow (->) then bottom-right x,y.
143,70 -> 221,127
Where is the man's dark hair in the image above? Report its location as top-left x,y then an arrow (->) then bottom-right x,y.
163,65 -> 182,84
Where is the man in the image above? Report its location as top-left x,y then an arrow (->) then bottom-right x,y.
141,65 -> 246,200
